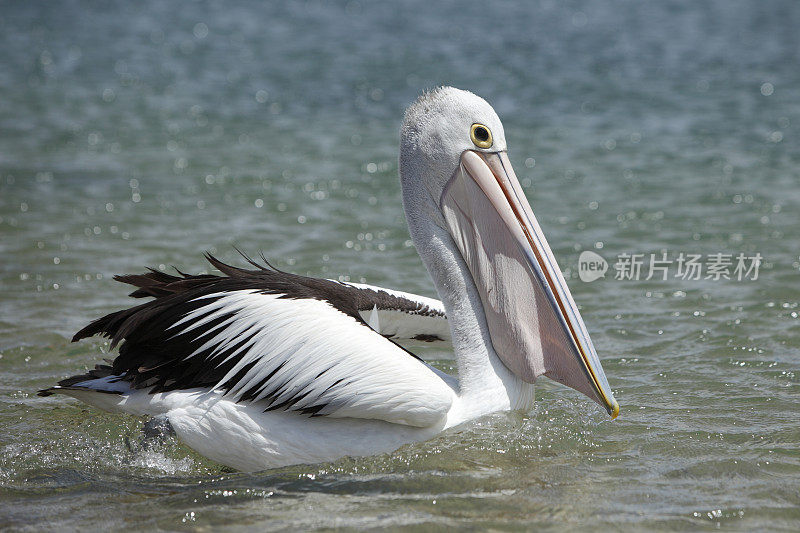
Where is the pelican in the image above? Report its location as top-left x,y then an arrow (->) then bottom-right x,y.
39,87 -> 618,472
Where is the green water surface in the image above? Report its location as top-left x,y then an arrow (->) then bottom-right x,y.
2,1 -> 800,530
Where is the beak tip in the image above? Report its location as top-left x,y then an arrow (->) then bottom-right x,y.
608,398 -> 620,419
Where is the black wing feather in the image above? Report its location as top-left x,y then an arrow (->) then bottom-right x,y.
45,254 -> 434,409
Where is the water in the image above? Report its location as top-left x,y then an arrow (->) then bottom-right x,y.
2,0 -> 800,529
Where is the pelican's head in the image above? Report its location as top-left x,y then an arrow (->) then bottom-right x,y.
399,87 -> 618,418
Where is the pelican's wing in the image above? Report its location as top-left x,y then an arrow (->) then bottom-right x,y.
337,281 -> 451,346
47,255 -> 454,427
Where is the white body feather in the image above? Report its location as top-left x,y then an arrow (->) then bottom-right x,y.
168,291 -> 454,426
53,288 -> 525,471
62,384 -> 447,471
55,288 -> 529,472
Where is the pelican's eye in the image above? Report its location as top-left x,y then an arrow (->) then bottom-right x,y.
470,123 -> 493,148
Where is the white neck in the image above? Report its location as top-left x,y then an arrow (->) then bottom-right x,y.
404,204 -> 535,423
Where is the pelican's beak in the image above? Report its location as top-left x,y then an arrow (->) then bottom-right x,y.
439,150 -> 619,418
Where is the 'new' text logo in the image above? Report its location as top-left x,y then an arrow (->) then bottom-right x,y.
578,251 -> 608,282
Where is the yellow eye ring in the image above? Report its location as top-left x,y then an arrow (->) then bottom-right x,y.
470,123 -> 493,148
